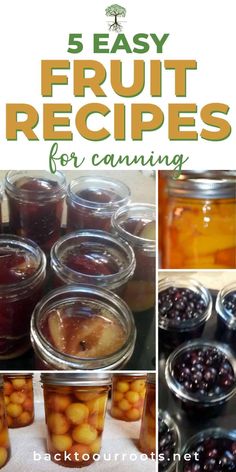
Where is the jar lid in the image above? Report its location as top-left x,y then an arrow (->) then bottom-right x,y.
113,372 -> 147,378
168,173 -> 236,199
3,373 -> 33,379
147,373 -> 156,384
41,373 -> 112,386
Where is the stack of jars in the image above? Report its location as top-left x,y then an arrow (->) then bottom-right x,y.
0,171 -> 155,368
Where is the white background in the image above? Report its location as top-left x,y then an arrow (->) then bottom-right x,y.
0,0 -> 235,170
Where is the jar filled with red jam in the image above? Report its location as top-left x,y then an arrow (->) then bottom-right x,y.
50,230 -> 136,297
0,235 -> 46,359
0,375 -> 11,468
31,285 -> 136,370
139,373 -> 156,457
112,204 -> 156,312
0,182 -> 3,233
66,176 -> 131,232
41,373 -> 111,468
5,170 -> 66,253
3,373 -> 34,428
110,373 -> 146,421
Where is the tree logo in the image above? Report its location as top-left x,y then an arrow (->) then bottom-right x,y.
105,4 -> 126,32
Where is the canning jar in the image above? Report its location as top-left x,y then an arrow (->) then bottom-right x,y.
162,173 -> 236,268
0,235 -> 46,359
31,285 -> 136,370
110,373 -> 146,421
179,428 -> 236,471
50,230 -> 135,298
5,170 -> 66,253
3,373 -> 34,428
158,277 -> 212,348
66,176 -> 130,233
0,375 -> 11,469
158,409 -> 180,472
216,281 -> 236,348
0,183 -> 3,233
41,373 -> 111,468
165,340 -> 236,418
139,373 -> 156,457
112,204 -> 156,312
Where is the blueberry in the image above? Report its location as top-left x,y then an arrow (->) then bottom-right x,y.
159,286 -> 207,324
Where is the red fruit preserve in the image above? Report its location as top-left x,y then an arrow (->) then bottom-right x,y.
0,235 -> 46,359
50,230 -> 135,296
5,171 -> 66,253
66,176 -> 130,232
112,204 -> 156,312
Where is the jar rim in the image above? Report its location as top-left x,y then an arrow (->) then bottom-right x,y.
165,339 -> 236,405
179,427 -> 236,470
158,277 -> 212,331
41,372 -> 112,386
0,234 -> 47,296
167,173 -> 236,199
112,203 -> 156,251
31,284 -> 136,370
50,229 -> 136,290
216,281 -> 236,330
3,373 -> 33,379
67,176 -> 131,211
159,409 -> 180,472
5,170 -> 66,202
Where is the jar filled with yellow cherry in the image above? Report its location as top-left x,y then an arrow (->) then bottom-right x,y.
139,373 -> 156,457
110,373 -> 147,421
3,373 -> 34,428
41,373 -> 111,468
0,375 -> 11,468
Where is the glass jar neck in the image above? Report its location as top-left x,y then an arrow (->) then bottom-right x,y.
5,170 -> 66,203
216,282 -> 236,329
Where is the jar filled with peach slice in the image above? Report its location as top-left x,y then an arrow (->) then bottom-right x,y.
139,373 -> 156,457
0,375 -> 11,468
163,173 -> 236,269
110,373 -> 146,421
31,285 -> 136,370
3,373 -> 34,428
41,373 -> 111,468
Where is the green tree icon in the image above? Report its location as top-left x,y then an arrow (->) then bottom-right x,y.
105,4 -> 126,32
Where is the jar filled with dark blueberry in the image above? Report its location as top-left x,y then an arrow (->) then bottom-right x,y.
50,230 -> 135,299
5,171 -> 66,253
66,176 -> 130,233
216,282 -> 236,349
112,204 -> 156,312
159,277 -> 212,349
179,428 -> 236,472
158,410 -> 180,472
165,340 -> 236,418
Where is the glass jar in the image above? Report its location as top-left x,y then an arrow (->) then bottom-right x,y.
216,281 -> 236,348
0,375 -> 11,469
162,173 -> 236,268
110,373 -> 146,421
158,409 -> 180,472
139,373 -> 156,457
3,373 -> 34,428
179,428 -> 236,471
0,235 -> 46,359
50,230 -> 136,298
112,204 -> 156,312
31,285 -> 136,370
165,340 -> 236,418
0,183 -> 3,233
158,277 -> 212,349
5,170 -> 66,253
66,176 -> 130,233
41,373 -> 111,468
